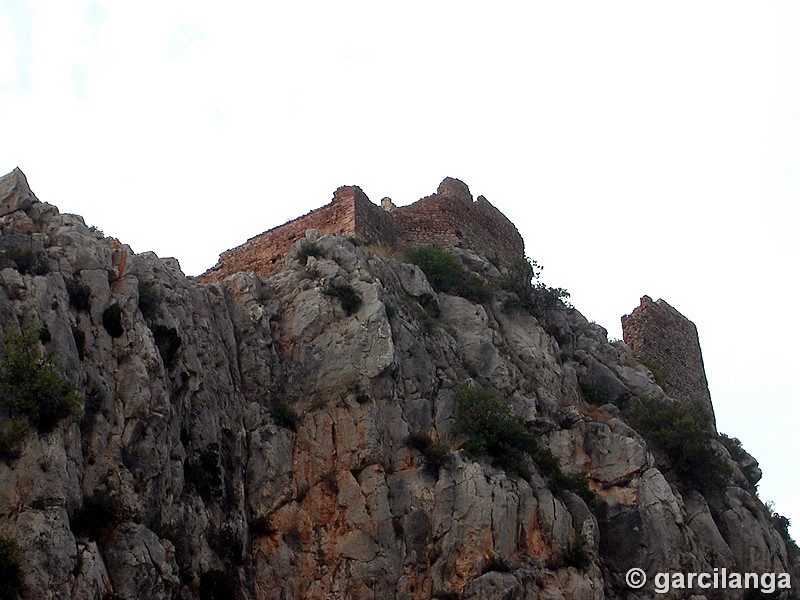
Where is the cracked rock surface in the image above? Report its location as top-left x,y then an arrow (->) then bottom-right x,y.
0,168 -> 796,600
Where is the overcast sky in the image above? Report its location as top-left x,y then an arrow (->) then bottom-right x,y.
2,1 -> 798,536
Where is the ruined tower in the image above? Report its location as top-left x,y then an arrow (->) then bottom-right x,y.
621,296 -> 716,430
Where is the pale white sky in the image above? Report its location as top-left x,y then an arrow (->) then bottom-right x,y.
2,1 -> 798,536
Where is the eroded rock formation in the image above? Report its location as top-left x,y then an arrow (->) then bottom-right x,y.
0,168 -> 795,599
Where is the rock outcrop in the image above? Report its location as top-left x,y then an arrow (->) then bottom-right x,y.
0,168 -> 796,599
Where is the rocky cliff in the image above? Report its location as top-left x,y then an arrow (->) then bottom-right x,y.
0,168 -> 796,599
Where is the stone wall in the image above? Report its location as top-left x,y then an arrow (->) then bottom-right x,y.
621,296 -> 716,429
199,177 -> 525,282
393,179 -> 524,267
352,187 -> 400,248
200,186 -> 360,282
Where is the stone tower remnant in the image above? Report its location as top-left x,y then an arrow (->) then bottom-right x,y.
621,295 -> 716,430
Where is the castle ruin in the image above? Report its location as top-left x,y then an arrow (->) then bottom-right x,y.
199,177 -> 524,283
621,296 -> 717,430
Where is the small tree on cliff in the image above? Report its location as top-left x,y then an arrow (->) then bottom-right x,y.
502,257 -> 571,318
0,324 -> 82,433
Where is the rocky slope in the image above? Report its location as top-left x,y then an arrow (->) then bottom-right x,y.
0,168 -> 796,599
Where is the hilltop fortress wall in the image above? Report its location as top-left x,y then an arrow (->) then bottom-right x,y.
622,295 -> 717,430
200,177 -> 524,282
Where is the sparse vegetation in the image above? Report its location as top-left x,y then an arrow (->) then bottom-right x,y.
636,356 -> 668,392
269,401 -> 299,431
406,432 -> 448,474
501,257 -> 570,318
406,245 -> 490,303
324,282 -> 362,316
0,418 -> 28,459
625,397 -> 731,493
102,303 -> 124,338
564,532 -> 592,570
719,433 -> 760,492
454,383 -> 604,513
0,325 -> 83,433
454,383 -> 535,478
579,379 -> 609,406
6,246 -> 49,276
297,241 -> 323,265
767,505 -> 800,563
413,306 -> 437,332
0,535 -> 21,600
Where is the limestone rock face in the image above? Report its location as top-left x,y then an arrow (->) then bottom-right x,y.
0,168 -> 796,600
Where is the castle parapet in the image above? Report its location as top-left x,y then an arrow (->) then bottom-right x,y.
200,177 -> 525,282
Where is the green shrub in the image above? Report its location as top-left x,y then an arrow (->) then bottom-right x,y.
564,532 -> 592,570
0,535 -> 21,600
501,258 -> 570,318
636,356 -> 668,392
413,306 -> 437,332
454,384 -> 536,478
270,401 -> 299,431
454,384 -> 605,514
102,303 -> 124,338
719,433 -> 760,491
768,507 -> 800,563
0,418 -> 28,459
137,281 -> 162,320
297,241 -> 323,265
0,325 -> 83,432
406,432 -> 449,474
6,246 -> 49,276
626,397 -> 731,493
325,283 -> 362,316
406,245 -> 491,303
579,380 -> 609,405
66,279 -> 91,311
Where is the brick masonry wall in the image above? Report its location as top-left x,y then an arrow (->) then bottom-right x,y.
393,190 -> 525,267
621,296 -> 716,429
200,187 -> 359,282
199,178 -> 526,282
352,189 -> 400,247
